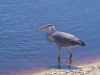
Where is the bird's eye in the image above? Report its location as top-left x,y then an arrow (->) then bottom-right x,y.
48,24 -> 53,27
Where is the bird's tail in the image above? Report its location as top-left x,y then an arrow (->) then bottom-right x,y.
80,40 -> 85,46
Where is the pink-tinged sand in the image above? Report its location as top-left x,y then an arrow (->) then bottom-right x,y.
30,62 -> 100,75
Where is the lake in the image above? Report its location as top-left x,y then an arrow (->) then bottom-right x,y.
0,0 -> 100,75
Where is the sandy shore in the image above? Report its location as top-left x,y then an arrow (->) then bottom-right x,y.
31,62 -> 100,75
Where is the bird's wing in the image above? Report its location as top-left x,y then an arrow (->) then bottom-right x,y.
52,32 -> 82,46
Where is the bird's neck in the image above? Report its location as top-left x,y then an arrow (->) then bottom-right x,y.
50,26 -> 55,33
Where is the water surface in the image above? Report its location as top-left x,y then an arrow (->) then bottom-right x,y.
0,0 -> 100,75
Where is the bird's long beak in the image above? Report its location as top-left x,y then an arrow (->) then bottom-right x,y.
33,26 -> 48,32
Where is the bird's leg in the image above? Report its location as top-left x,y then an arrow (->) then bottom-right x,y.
68,48 -> 72,68
58,47 -> 61,69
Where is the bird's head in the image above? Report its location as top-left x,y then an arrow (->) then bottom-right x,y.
33,24 -> 55,32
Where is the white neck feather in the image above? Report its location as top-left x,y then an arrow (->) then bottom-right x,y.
49,26 -> 55,32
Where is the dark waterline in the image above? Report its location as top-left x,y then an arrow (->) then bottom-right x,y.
0,0 -> 100,75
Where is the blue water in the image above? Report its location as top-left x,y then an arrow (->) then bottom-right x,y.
0,0 -> 100,75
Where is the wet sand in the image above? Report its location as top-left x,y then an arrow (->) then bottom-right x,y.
31,62 -> 100,75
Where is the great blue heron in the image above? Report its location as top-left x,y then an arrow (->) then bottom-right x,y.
34,24 -> 85,68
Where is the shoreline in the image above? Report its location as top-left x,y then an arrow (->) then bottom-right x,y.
31,61 -> 100,75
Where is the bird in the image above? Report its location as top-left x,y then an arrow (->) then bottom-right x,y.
34,24 -> 85,69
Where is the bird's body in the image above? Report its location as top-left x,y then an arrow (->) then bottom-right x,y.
34,24 -> 85,68
46,31 -> 85,48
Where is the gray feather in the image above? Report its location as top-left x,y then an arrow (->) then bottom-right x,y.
51,31 -> 84,47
